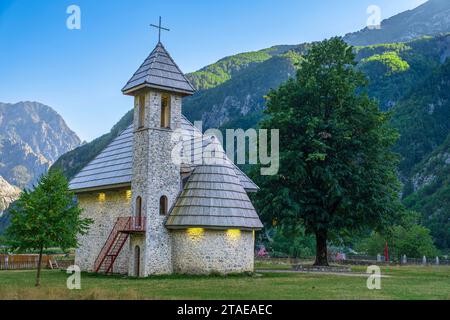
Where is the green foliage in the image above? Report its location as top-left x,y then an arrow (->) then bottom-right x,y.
390,60 -> 450,178
354,38 -> 450,252
280,50 -> 305,67
6,170 -> 92,251
186,45 -> 303,91
183,54 -> 299,126
356,37 -> 441,112
355,42 -> 411,55
403,143 -> 450,249
187,51 -> 273,90
362,51 -> 410,76
0,234 -> 6,247
268,225 -> 315,258
0,213 -> 11,236
251,37 -> 403,265
406,191 -> 450,250
356,223 -> 440,259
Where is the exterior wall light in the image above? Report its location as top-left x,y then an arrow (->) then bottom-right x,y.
226,229 -> 241,240
98,193 -> 106,202
187,228 -> 204,240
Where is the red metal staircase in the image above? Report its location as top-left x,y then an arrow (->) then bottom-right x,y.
94,217 -> 146,274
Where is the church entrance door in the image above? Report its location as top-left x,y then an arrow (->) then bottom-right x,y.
134,245 -> 140,277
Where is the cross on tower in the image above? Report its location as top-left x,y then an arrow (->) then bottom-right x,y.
150,16 -> 170,43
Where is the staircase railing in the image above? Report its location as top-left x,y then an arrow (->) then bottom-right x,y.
93,216 -> 146,273
123,216 -> 147,233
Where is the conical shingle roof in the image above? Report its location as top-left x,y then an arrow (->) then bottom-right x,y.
122,42 -> 195,96
165,139 -> 263,231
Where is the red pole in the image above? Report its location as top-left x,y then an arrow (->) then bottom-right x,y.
384,241 -> 389,262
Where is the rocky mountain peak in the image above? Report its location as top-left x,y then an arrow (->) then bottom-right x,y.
344,0 -> 450,46
0,176 -> 21,217
0,101 -> 81,188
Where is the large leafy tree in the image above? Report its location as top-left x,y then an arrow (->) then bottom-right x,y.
7,170 -> 92,286
252,37 -> 402,265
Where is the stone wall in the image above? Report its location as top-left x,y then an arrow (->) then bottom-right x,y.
131,90 -> 182,276
75,190 -> 131,274
171,229 -> 255,274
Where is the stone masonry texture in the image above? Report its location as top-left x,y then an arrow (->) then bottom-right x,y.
75,190 -> 131,274
171,229 -> 255,274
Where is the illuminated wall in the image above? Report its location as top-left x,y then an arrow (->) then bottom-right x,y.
171,229 -> 254,274
75,190 -> 132,274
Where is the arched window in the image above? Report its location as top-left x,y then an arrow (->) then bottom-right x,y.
160,95 -> 171,128
136,196 -> 142,218
138,95 -> 145,129
160,196 -> 168,215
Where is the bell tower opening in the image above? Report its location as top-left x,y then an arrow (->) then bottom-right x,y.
138,95 -> 145,129
161,94 -> 171,128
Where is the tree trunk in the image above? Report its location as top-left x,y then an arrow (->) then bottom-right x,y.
35,244 -> 44,287
314,229 -> 329,266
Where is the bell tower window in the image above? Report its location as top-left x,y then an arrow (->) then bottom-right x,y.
138,95 -> 145,129
160,196 -> 168,215
136,196 -> 142,219
161,95 -> 171,128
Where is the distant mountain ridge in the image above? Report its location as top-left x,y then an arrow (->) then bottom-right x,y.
344,0 -> 450,46
0,101 -> 81,188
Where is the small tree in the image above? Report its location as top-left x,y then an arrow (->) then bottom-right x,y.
252,38 -> 402,265
6,170 -> 92,286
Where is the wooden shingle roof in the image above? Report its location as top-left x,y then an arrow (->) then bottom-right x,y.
122,42 -> 195,96
178,117 -> 259,192
68,126 -> 133,191
68,116 -> 258,193
166,138 -> 262,230
165,159 -> 263,230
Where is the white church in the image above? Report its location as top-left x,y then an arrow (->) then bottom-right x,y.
68,27 -> 263,276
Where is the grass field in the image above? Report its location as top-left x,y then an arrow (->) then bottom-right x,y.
0,264 -> 449,300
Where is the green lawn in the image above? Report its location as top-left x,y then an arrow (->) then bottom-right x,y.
0,265 -> 449,300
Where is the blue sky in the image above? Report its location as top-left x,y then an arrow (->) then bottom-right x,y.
0,0 -> 427,141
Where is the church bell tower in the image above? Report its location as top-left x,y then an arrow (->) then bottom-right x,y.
122,20 -> 195,276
